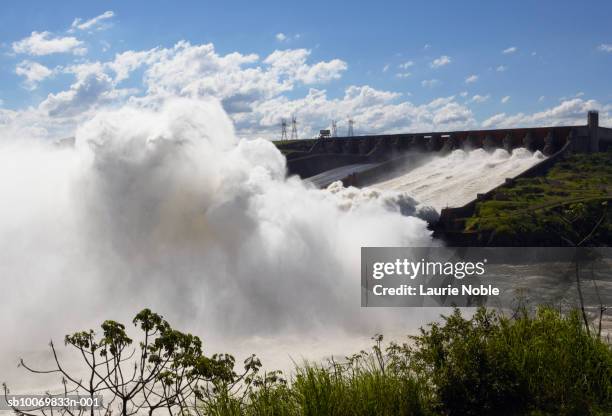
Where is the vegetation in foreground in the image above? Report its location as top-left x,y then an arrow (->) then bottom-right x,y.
4,306 -> 611,416
465,152 -> 612,245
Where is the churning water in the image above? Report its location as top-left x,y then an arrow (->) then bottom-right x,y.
0,98 -> 543,388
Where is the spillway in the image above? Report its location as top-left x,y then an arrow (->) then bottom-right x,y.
365,148 -> 545,211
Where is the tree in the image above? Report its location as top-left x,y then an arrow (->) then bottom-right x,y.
3,309 -> 261,416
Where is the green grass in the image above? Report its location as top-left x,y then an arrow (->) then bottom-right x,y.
464,153 -> 612,245
200,306 -> 612,416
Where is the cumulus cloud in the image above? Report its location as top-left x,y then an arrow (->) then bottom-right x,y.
496,65 -> 507,72
263,48 -> 347,84
598,44 -> 612,53
430,55 -> 451,68
12,31 -> 86,56
15,61 -> 53,90
250,87 -> 476,138
465,74 -> 478,84
501,95 -> 510,104
399,61 -> 414,70
40,71 -> 131,117
275,33 -> 287,42
3,36 -> 610,141
502,46 -> 517,54
71,11 -> 114,32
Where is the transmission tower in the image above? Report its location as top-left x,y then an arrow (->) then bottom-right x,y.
280,118 -> 288,141
331,120 -> 338,137
291,115 -> 298,140
347,118 -> 354,137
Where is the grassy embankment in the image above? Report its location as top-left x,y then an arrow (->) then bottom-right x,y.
208,307 -> 612,416
464,152 -> 612,245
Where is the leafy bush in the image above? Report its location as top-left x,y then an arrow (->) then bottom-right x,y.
6,306 -> 611,415
409,307 -> 612,415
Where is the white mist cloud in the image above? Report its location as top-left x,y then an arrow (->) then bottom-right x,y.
501,95 -> 510,104
465,74 -> 478,84
0,98 -> 436,378
12,31 -> 86,56
502,46 -> 517,54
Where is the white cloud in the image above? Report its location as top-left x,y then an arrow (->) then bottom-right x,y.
15,60 -> 53,90
598,44 -> 612,53
470,94 -> 490,103
502,46 -> 517,54
40,68 -> 134,117
465,74 -> 478,84
430,55 -> 451,68
398,61 -> 414,70
496,65 -> 507,72
12,31 -> 86,56
263,48 -> 347,84
71,11 -> 114,32
459,91 -> 468,98
482,98 -> 605,128
396,72 -> 411,78
501,95 -> 510,104
382,64 -> 389,72
3,37 -> 610,141
251,88 -> 476,137
423,44 -> 431,50
538,96 -> 546,102
275,33 -> 301,43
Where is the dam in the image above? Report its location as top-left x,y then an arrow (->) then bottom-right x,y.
278,111 -> 612,245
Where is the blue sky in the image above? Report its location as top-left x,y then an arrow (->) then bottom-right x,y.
1,0 -> 611,139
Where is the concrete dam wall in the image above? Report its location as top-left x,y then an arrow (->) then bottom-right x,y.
284,111 -> 611,186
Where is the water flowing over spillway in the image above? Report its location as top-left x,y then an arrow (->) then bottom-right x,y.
367,148 -> 545,211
